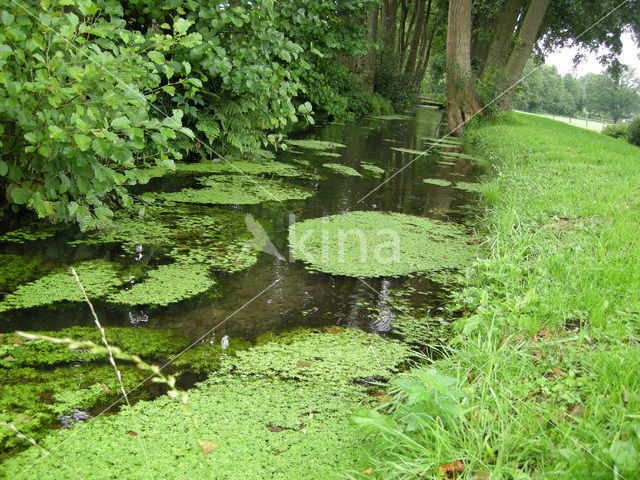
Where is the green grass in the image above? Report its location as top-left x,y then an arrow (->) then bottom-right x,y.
353,113 -> 640,479
515,110 -> 611,132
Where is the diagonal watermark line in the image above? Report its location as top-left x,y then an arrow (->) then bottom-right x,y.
357,277 -> 628,479
10,0 -> 286,204
13,277 -> 282,479
357,0 -> 631,204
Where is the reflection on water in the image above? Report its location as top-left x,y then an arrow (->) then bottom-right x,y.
1,107 -> 479,341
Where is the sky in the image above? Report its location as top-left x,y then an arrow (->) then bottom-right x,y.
546,31 -> 640,77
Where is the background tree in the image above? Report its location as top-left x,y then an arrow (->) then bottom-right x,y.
584,68 -> 640,123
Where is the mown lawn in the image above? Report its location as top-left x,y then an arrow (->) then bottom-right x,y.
354,113 -> 640,479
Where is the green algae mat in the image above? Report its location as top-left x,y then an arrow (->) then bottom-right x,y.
322,163 -> 362,177
1,328 -> 410,479
156,175 -> 313,205
289,211 -> 474,278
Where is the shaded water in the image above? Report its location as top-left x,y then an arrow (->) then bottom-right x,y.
1,107 -> 479,341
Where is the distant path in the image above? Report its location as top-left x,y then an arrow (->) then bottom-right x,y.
515,110 -> 610,132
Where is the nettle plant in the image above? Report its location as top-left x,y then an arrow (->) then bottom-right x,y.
0,0 -> 195,229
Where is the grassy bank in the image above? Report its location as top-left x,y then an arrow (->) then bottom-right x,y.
515,110 -> 611,132
355,113 -> 640,478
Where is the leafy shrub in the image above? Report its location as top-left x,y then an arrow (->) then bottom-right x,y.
602,123 -> 629,139
343,89 -> 394,118
627,116 -> 640,147
374,49 -> 420,110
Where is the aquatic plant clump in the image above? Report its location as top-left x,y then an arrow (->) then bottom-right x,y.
423,178 -> 452,187
173,160 -> 308,178
286,139 -> 346,150
0,255 -> 45,293
288,211 -> 474,278
361,163 -> 385,176
157,175 -> 313,205
1,328 -> 410,477
108,263 -> 216,307
390,147 -> 426,156
322,163 -> 362,177
0,260 -> 124,313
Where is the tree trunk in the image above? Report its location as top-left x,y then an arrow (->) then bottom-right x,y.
502,0 -> 550,110
482,0 -> 522,76
404,0 -> 428,75
364,5 -> 379,92
446,0 -> 482,134
417,20 -> 436,80
381,0 -> 400,58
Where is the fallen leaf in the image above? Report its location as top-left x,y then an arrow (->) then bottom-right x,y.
273,450 -> 283,456
128,431 -> 138,436
327,327 -> 341,334
296,360 -> 312,368
552,367 -> 565,377
12,336 -> 24,345
266,425 -> 286,432
361,467 -> 373,475
100,384 -> 111,393
622,385 -> 629,404
199,440 -> 219,455
438,460 -> 465,477
467,372 -> 475,383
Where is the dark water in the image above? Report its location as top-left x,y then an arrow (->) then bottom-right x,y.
0,107 -> 479,342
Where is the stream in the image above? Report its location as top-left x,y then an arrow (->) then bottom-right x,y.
1,106 -> 478,347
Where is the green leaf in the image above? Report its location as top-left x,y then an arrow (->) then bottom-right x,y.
76,206 -> 93,231
111,116 -> 130,129
74,134 -> 91,152
11,188 -> 30,205
0,160 -> 8,176
1,11 -> 15,26
174,18 -> 192,35
147,51 -> 164,64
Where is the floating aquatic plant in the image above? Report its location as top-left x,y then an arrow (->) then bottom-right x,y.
286,139 -> 345,150
423,136 -> 462,145
438,151 -> 477,160
423,178 -> 452,187
157,175 -> 313,205
173,160 -> 308,178
73,205 -> 259,274
289,211 -> 474,278
322,163 -> 362,177
370,114 -> 411,120
308,151 -> 342,158
0,260 -> 124,313
390,147 -> 426,155
108,263 -> 216,307
0,255 -> 45,293
0,327 -> 410,478
0,224 -> 62,243
361,163 -> 385,176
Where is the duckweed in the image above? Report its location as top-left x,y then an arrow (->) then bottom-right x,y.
390,147 -> 426,155
286,139 -> 346,150
361,163 -> 385,176
108,263 -> 216,307
0,260 -> 124,313
1,328 -> 409,478
289,211 -> 474,278
157,175 -> 313,205
322,163 -> 362,177
423,178 -> 452,187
